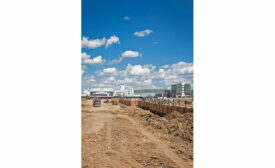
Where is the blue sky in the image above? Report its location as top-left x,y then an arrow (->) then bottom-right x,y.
82,0 -> 193,92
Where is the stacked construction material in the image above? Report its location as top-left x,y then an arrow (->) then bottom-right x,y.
137,101 -> 193,115
119,99 -> 138,106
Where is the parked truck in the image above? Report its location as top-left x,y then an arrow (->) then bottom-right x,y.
93,98 -> 101,107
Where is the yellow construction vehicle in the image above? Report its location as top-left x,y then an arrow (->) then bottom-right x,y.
112,99 -> 118,105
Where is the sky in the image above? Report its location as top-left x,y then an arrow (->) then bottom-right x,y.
82,0 -> 193,93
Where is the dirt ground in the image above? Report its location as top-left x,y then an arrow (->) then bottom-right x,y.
82,99 -> 193,168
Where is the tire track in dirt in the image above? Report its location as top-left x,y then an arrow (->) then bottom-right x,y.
82,100 -> 190,168
117,114 -> 187,168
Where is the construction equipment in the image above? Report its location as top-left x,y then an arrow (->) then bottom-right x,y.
93,98 -> 101,107
112,99 -> 118,105
86,95 -> 91,99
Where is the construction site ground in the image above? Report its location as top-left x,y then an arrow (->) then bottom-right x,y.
82,99 -> 193,168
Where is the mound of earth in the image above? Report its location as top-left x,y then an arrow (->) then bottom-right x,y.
121,105 -> 193,160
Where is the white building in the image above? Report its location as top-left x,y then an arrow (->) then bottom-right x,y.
89,84 -> 134,97
90,88 -> 114,97
171,83 -> 191,98
114,84 -> 134,97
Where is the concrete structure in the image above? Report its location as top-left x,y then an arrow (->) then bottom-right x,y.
114,84 -> 134,97
90,88 -> 114,97
134,89 -> 170,97
89,84 -> 134,98
171,83 -> 191,98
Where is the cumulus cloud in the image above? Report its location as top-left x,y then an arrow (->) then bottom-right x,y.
150,61 -> 193,86
123,16 -> 131,20
134,29 -> 153,37
96,67 -> 118,76
121,50 -> 142,58
171,61 -> 193,74
109,57 -> 123,64
105,35 -> 120,48
81,37 -> 106,49
81,52 -> 106,65
81,35 -> 120,49
101,76 -> 116,85
103,67 -> 117,74
84,61 -> 193,91
160,65 -> 170,69
143,79 -> 152,85
110,50 -> 142,64
143,64 -> 156,71
82,65 -> 87,76
82,74 -> 96,89
126,64 -> 150,76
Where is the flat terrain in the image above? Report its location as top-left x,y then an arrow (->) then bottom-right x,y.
82,99 -> 193,168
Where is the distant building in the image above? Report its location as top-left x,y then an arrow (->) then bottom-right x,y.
114,84 -> 134,97
171,83 -> 191,98
134,89 -> 170,97
90,88 -> 114,97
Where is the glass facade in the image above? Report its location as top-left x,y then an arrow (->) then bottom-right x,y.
171,83 -> 191,97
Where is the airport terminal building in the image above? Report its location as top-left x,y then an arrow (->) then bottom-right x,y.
90,88 -> 114,97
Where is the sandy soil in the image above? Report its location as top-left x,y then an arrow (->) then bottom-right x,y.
82,99 -> 193,168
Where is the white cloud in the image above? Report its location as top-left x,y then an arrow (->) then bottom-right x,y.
103,67 -> 117,74
160,65 -> 170,69
134,29 -> 153,37
81,65 -> 87,76
82,35 -> 120,49
82,74 -> 96,89
81,52 -> 106,65
123,16 -> 131,20
143,64 -> 156,71
105,35 -> 120,48
110,50 -> 142,64
126,64 -> 150,76
96,67 -> 118,76
153,41 -> 159,44
121,50 -> 142,58
81,37 -> 106,49
171,61 -> 193,74
102,76 -> 116,84
144,79 -> 152,85
109,57 -> 123,64
83,61 -> 193,92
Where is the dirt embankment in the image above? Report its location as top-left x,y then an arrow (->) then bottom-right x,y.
119,104 -> 193,160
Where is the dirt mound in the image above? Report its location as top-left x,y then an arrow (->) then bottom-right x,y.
165,111 -> 193,143
122,106 -> 193,160
81,99 -> 93,112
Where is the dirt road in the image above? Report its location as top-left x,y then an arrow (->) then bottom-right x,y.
82,99 -> 193,168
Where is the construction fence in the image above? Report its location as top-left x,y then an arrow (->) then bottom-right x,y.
119,98 -> 193,115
